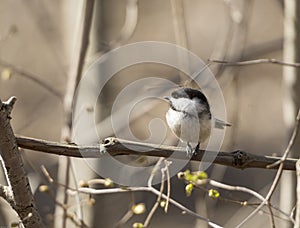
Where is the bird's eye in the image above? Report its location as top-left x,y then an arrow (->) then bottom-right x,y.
171,92 -> 178,98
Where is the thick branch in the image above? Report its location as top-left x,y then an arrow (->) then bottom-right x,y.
0,97 -> 43,227
16,136 -> 297,171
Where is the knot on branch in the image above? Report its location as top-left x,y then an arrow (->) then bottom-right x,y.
232,150 -> 250,168
0,96 -> 17,119
0,96 -> 17,118
102,137 -> 118,147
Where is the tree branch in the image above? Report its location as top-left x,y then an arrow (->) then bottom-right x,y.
0,97 -> 43,227
209,58 -> 300,68
0,58 -> 63,99
15,136 -> 297,171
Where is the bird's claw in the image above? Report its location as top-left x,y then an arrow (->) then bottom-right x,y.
186,143 -> 200,159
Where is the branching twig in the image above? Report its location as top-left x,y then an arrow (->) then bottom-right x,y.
144,158 -> 165,227
74,180 -> 222,227
16,136 -> 298,171
57,0 -> 95,227
237,109 -> 300,227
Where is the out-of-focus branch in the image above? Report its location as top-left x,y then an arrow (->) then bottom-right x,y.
295,159 -> 300,228
0,97 -> 43,227
61,0 -> 95,141
58,0 -> 95,227
0,58 -> 63,99
209,58 -> 300,68
16,136 -> 297,171
70,162 -> 222,228
237,109 -> 300,227
110,0 -> 139,47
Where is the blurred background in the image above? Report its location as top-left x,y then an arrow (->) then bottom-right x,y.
0,0 -> 298,227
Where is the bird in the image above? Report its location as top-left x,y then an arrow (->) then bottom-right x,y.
164,87 -> 231,158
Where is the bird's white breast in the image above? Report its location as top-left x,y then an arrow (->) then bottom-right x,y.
166,108 -> 211,143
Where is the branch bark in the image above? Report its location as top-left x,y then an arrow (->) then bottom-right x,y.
16,136 -> 297,171
0,97 -> 43,227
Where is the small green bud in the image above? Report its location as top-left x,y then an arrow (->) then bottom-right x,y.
185,183 -> 194,197
208,189 -> 220,199
132,222 -> 144,228
132,203 -> 146,215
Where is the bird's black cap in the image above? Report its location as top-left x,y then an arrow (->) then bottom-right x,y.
171,87 -> 208,103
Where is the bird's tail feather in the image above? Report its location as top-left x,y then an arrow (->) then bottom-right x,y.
214,118 -> 232,129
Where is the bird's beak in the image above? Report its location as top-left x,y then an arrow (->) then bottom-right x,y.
163,96 -> 170,100
163,96 -> 170,102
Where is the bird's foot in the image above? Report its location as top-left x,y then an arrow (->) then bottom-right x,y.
186,143 -> 200,159
194,143 -> 200,156
186,143 -> 193,159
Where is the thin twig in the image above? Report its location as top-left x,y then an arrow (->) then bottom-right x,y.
208,180 -> 265,202
164,160 -> 171,213
267,203 -> 276,228
144,158 -> 165,227
237,109 -> 300,227
57,0 -> 95,227
209,58 -> 300,68
0,59 -> 63,100
41,165 -> 54,183
75,184 -> 222,227
294,159 -> 300,227
110,0 -> 139,47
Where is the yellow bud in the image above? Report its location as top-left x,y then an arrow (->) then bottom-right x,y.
208,189 -> 220,199
132,203 -> 146,215
132,222 -> 144,228
185,183 -> 194,197
1,68 -> 12,80
104,178 -> 113,187
39,185 -> 49,192
88,198 -> 96,205
79,180 -> 89,188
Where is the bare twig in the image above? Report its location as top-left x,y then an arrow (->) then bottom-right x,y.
0,58 -> 62,99
295,159 -> 300,228
16,136 -> 297,170
268,110 -> 300,168
267,204 -> 276,228
40,165 -> 88,228
209,58 -> 300,68
144,158 -> 165,227
57,0 -> 95,227
170,0 -> 190,81
237,109 -> 300,227
75,180 -> 222,227
164,160 -> 171,213
208,180 -> 265,202
0,97 -> 43,227
110,0 -> 139,47
41,165 -> 54,183
61,0 -> 95,142
115,210 -> 134,228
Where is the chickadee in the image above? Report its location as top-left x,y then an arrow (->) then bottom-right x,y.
164,87 -> 231,158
